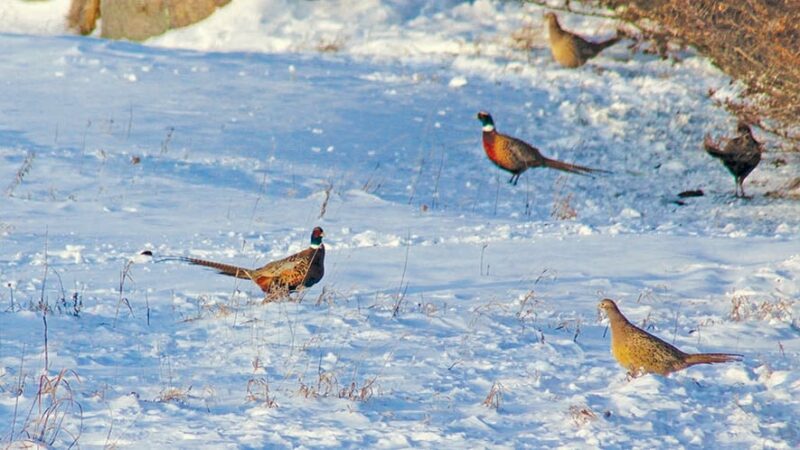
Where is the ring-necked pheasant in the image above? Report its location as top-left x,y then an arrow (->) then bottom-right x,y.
157,227 -> 325,297
598,299 -> 743,377
544,12 -> 620,68
703,121 -> 762,198
477,111 -> 605,185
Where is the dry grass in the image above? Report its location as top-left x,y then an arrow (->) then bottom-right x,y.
591,0 -> 800,142
510,21 -> 542,52
298,370 -> 337,399
551,192 -> 578,220
297,368 -> 376,402
11,368 -> 84,447
314,285 -> 337,306
246,378 -> 279,408
316,36 -> 347,53
318,182 -> 334,219
262,285 -> 301,304
516,269 -> 553,329
6,151 -> 35,197
555,318 -> 583,343
568,404 -> 598,426
156,386 -> 190,403
765,176 -> 800,199
729,294 -> 793,322
551,175 -> 579,220
482,382 -> 503,410
338,376 -> 376,402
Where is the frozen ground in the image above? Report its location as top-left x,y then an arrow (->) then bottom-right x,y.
1,1 -> 798,448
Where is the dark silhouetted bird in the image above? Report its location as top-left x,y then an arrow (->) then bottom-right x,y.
704,121 -> 762,198
477,111 -> 605,185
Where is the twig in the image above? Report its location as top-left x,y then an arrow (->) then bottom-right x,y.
114,261 -> 135,327
43,315 -> 49,372
480,243 -> 489,276
40,229 -> 50,370
160,127 -> 175,155
431,149 -> 445,209
392,232 -> 412,318
10,344 -> 26,439
6,151 -> 35,197
126,102 -> 133,140
318,181 -> 333,219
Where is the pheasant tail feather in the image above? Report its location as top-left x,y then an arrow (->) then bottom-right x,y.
683,352 -> 743,367
181,257 -> 253,280
589,35 -> 620,54
542,157 -> 604,175
703,134 -> 723,156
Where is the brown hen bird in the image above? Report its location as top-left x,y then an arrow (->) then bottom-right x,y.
544,12 -> 620,68
598,299 -> 742,377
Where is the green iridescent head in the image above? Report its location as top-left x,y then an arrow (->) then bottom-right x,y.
477,111 -> 495,131
310,227 -> 324,248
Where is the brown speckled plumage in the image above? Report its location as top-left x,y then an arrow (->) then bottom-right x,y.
183,227 -> 325,296
544,12 -> 620,68
599,299 -> 742,376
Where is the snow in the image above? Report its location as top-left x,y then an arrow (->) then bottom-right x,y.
1,0 -> 799,448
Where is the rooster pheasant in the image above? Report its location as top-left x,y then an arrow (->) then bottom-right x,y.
168,227 -> 325,296
598,299 -> 742,376
704,121 -> 762,198
477,111 -> 605,185
544,12 -> 620,68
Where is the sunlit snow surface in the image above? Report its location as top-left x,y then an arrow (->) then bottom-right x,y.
1,1 -> 798,448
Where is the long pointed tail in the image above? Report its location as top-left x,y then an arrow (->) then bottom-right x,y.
589,35 -> 620,54
683,352 -> 743,368
180,257 -> 254,280
142,251 -> 254,280
703,134 -> 723,157
542,157 -> 609,175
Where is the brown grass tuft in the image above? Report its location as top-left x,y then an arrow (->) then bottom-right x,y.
246,378 -> 279,408
551,192 -> 578,220
569,404 -> 598,426
729,294 -> 793,322
316,36 -> 346,53
157,386 -> 190,403
482,382 -> 503,410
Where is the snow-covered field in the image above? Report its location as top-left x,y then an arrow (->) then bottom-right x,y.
1,0 -> 799,448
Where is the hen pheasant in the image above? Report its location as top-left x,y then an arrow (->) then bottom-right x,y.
175,227 -> 325,296
704,121 -> 762,198
477,111 -> 605,185
598,299 -> 742,376
544,12 -> 620,68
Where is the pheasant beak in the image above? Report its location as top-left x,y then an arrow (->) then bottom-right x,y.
597,300 -> 611,320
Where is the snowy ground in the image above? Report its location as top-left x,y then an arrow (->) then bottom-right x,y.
1,1 -> 799,448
